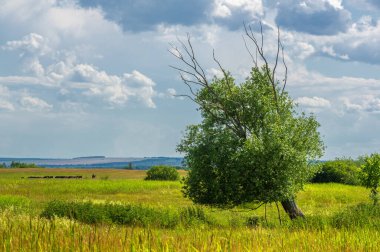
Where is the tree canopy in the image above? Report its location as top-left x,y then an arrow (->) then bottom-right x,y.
177,66 -> 324,208
171,24 -> 324,218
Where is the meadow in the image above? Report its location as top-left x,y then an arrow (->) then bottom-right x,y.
0,168 -> 380,251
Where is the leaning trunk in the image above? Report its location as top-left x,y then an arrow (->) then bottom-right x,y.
281,198 -> 304,220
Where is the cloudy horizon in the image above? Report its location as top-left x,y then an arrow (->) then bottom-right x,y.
1,0 -> 380,159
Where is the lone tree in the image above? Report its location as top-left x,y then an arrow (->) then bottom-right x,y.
170,24 -> 324,220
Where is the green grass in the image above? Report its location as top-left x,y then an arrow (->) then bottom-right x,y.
0,168 -> 379,251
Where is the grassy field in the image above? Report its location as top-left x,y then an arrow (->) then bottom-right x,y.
0,168 -> 379,251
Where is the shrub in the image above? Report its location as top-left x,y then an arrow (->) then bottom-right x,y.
311,159 -> 360,185
246,216 -> 260,227
41,200 -> 181,228
145,165 -> 180,181
179,206 -> 208,227
0,163 -> 6,168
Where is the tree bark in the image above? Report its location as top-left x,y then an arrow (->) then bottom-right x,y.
281,198 -> 305,220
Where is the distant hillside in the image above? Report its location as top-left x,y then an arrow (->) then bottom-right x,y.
0,157 -> 184,169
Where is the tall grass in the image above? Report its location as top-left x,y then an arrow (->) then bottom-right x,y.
0,169 -> 379,251
1,212 -> 380,251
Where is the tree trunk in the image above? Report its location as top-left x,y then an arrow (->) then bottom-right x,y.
281,198 -> 305,220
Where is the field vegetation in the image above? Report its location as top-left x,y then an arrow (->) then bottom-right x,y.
0,168 -> 380,251
9,161 -> 42,168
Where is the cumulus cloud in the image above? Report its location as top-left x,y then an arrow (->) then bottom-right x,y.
311,16 -> 380,64
275,0 -> 351,35
211,0 -> 264,30
341,95 -> 380,113
52,61 -> 157,108
3,33 -> 49,76
1,32 -> 158,110
2,33 -> 50,56
321,46 -> 349,60
295,96 -> 331,108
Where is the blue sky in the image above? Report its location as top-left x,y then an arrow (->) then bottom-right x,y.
0,0 -> 380,159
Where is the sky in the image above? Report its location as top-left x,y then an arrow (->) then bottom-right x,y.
0,0 -> 380,159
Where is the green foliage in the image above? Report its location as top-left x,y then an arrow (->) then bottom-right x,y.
41,200 -> 178,227
179,206 -> 208,227
0,163 -> 6,168
361,153 -> 380,205
178,67 -> 324,207
10,161 -> 42,168
41,201 -> 211,228
311,159 -> 361,185
246,216 -> 260,227
145,165 -> 180,181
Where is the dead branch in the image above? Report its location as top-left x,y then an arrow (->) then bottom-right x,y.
243,22 -> 289,108
169,35 -> 247,138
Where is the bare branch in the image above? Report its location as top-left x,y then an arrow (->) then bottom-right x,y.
175,37 -> 209,86
169,65 -> 206,86
272,27 -> 281,86
260,21 -> 264,53
174,94 -> 196,103
170,36 -> 249,139
180,75 -> 198,97
212,49 -> 233,93
243,22 -> 284,109
242,35 -> 257,67
280,41 -> 288,94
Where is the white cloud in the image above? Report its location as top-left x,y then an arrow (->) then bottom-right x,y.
0,100 -> 15,111
276,0 -> 351,35
290,15 -> 380,64
206,68 -> 224,79
61,62 -> 157,108
341,95 -> 380,113
3,33 -> 50,56
325,0 -> 343,9
295,96 -> 331,108
20,95 -> 53,112
0,76 -> 46,86
212,0 -> 264,18
321,46 -> 349,60
1,30 -> 158,110
212,1 -> 232,18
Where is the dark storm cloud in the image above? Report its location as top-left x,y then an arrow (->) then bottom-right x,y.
275,1 -> 352,35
